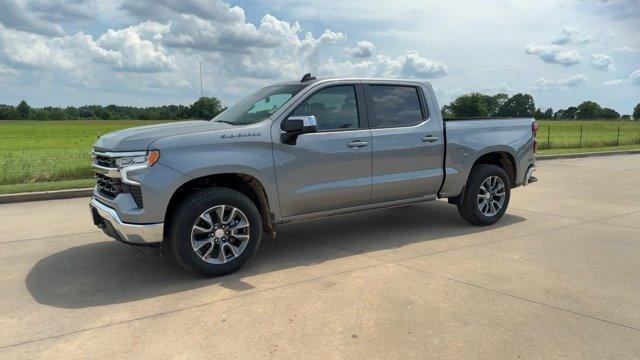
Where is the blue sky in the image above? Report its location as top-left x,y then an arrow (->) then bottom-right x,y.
0,0 -> 639,114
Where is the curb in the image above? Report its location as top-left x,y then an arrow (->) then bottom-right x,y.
0,188 -> 93,204
537,149 -> 640,161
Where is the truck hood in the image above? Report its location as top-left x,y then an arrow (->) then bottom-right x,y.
94,120 -> 234,151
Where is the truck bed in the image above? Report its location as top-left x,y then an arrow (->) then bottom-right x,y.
438,117 -> 536,198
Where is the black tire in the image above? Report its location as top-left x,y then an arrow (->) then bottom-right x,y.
457,164 -> 511,226
169,187 -> 263,276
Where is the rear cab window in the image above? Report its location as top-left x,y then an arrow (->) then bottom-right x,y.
367,85 -> 426,128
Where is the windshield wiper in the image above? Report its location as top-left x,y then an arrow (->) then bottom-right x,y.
213,120 -> 238,125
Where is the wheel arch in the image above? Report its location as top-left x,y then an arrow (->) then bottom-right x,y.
164,173 -> 275,241
471,150 -> 517,188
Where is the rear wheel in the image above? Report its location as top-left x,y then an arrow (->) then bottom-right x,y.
457,164 -> 510,226
169,187 -> 263,276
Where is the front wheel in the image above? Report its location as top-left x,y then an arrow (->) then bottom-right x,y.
169,187 -> 263,276
457,164 -> 511,226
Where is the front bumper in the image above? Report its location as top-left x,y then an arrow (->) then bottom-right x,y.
90,198 -> 163,245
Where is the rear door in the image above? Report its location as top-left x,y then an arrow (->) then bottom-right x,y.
273,83 -> 372,217
364,83 -> 444,203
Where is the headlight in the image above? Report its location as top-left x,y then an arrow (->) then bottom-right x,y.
115,150 -> 160,169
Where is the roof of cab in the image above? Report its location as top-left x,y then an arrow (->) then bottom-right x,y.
271,77 -> 428,87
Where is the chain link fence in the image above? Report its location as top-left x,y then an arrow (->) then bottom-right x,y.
537,123 -> 640,150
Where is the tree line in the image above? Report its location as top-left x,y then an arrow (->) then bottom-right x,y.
442,93 -> 640,120
1,93 -> 639,121
0,97 -> 226,121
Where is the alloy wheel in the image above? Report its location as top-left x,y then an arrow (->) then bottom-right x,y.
191,205 -> 250,264
477,176 -> 506,217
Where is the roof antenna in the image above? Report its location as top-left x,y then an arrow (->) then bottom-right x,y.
300,73 -> 316,82
199,60 -> 204,98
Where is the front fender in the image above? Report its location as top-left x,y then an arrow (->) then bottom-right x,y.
151,128 -> 281,219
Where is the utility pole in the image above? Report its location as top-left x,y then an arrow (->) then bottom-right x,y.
199,61 -> 204,98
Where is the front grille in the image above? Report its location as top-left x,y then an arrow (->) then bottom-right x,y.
96,173 -> 123,198
94,151 -> 144,208
95,173 -> 144,208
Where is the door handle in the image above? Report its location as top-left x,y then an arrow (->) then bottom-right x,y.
347,140 -> 369,148
421,135 -> 439,143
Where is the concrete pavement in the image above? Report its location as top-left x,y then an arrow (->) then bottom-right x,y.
0,154 -> 639,359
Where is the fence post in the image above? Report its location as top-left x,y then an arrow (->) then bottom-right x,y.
616,126 -> 621,146
579,125 -> 583,148
547,126 -> 551,149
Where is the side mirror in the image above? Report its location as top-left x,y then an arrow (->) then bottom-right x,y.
281,115 -> 317,145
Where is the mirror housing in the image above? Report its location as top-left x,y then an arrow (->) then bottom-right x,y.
281,115 -> 317,145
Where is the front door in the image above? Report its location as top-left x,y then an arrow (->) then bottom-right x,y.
273,83 -> 372,217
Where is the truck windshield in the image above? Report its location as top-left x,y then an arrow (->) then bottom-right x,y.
213,84 -> 305,125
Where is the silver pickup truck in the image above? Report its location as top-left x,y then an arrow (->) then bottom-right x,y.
90,75 -> 538,276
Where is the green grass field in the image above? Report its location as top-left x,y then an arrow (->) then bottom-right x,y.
537,120 -> 640,150
0,119 -> 639,194
0,120 -> 168,187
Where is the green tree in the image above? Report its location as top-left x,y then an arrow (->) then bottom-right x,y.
533,107 -> 544,119
0,105 -> 17,120
190,96 -> 225,119
16,100 -> 31,119
563,106 -> 578,120
598,108 -> 620,119
484,93 -> 509,116
446,93 -> 490,117
496,93 -> 535,117
634,103 -> 640,120
441,105 -> 454,118
544,108 -> 553,119
576,101 -> 601,119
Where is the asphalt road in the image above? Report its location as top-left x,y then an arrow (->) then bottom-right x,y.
1,155 -> 639,359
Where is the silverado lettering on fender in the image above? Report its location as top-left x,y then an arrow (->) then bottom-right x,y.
90,75 -> 538,276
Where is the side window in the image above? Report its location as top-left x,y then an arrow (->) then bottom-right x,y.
292,85 -> 359,131
369,85 -> 425,127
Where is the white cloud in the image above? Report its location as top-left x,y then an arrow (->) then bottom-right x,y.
629,69 -> 640,86
525,44 -> 582,66
120,0 -> 245,23
613,45 -> 639,53
591,53 -> 615,71
0,62 -> 17,74
344,41 -> 376,58
92,22 -> 175,72
602,69 -> 640,86
29,0 -> 97,22
162,14 -> 302,53
533,74 -> 587,91
0,22 -> 175,73
580,0 -> 640,20
0,0 -> 65,36
400,51 -> 449,78
551,26 -> 591,45
603,79 -> 625,85
317,51 -> 448,79
480,83 -> 516,93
